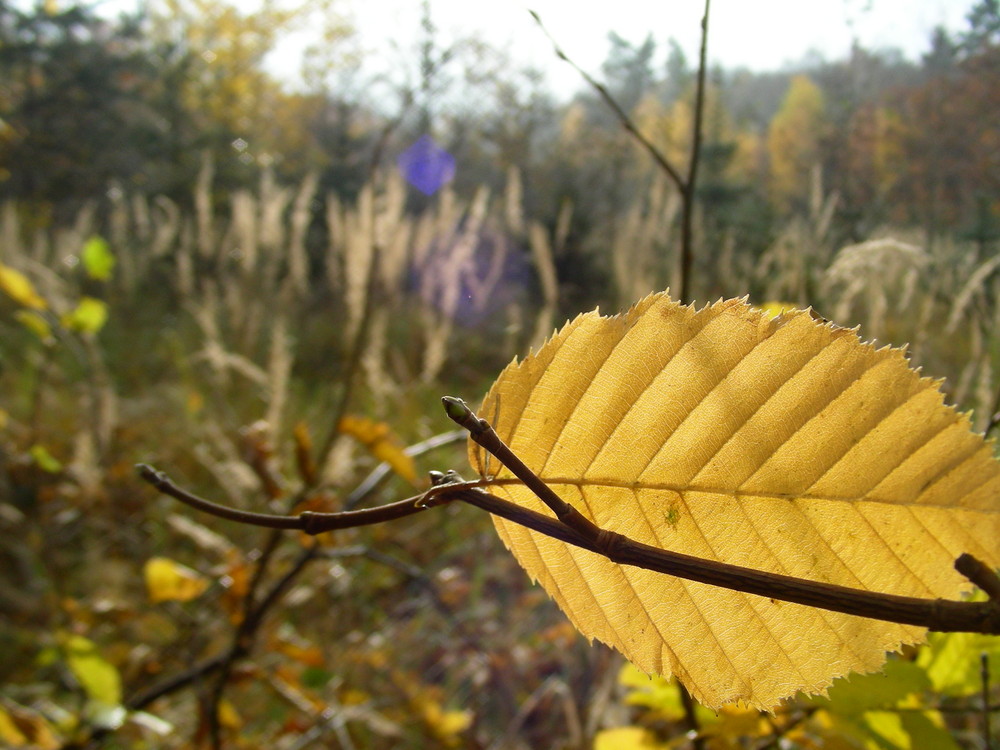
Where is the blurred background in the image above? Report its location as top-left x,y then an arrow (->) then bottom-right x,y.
0,0 -> 998,747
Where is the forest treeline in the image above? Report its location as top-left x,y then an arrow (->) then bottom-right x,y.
1,0 -> 997,310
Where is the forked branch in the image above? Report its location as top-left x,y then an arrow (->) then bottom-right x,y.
441,397 -> 1000,635
139,401 -> 1000,635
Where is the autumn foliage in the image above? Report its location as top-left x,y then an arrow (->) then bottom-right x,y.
0,1 -> 999,748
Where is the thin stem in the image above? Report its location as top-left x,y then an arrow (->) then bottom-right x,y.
454,484 -> 1000,634
141,440 -> 1000,635
528,10 -> 685,192
442,397 -> 605,543
983,652 -> 992,750
679,0 -> 711,305
344,428 -> 466,509
443,400 -> 1000,635
136,463 -> 436,532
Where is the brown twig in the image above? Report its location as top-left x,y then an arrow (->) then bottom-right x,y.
528,10 -> 683,191
441,398 -> 1000,635
141,409 -> 1000,639
528,1 -> 712,305
137,463 -> 438,532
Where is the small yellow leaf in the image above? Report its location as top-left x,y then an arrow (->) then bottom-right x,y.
0,408 -> 7,431
185,389 -> 204,415
144,557 -> 210,603
59,633 -> 122,706
14,310 -> 54,343
216,699 -> 241,730
61,297 -> 108,334
338,415 -> 418,485
0,703 -> 59,749
0,707 -> 28,747
758,300 -> 798,318
29,444 -> 63,473
0,264 -> 46,310
594,726 -> 670,750
416,696 -> 471,745
472,293 -> 1000,710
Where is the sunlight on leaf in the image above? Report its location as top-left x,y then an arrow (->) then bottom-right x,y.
917,628 -> 1000,696
338,415 -> 418,485
618,664 -> 687,722
471,293 -> 1000,709
81,236 -> 115,280
810,658 -> 929,715
144,557 -> 210,603
758,300 -> 798,318
0,264 -> 47,310
61,297 -> 108,334
58,633 -> 122,706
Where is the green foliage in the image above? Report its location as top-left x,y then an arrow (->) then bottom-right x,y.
81,236 -> 115,281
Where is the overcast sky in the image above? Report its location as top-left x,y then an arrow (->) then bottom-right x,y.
86,0 -> 981,95
335,0 -> 978,95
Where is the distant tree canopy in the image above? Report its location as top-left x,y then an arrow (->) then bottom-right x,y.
0,0 -> 995,252
0,2 -> 182,206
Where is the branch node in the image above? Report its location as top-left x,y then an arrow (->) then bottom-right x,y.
955,553 -> 1000,600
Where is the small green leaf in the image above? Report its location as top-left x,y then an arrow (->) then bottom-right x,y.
862,711 -> 910,750
899,711 -> 961,750
59,633 -> 122,706
918,630 -> 1000,696
81,236 -> 115,280
61,297 -> 108,335
29,444 -> 63,473
815,658 -> 930,714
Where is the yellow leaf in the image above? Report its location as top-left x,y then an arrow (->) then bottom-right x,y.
216,699 -> 241,729
29,444 -> 62,473
0,707 -> 28,747
338,415 -> 418,485
60,297 -> 108,334
59,633 -> 122,706
415,695 -> 472,745
144,557 -> 210,603
14,310 -> 54,343
758,300 -> 798,318
471,293 -> 1000,710
594,727 -> 671,750
0,703 -> 59,749
0,264 -> 46,310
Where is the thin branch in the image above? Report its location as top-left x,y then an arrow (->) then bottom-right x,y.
678,0 -> 711,305
443,399 -> 1000,635
982,652 -> 992,750
137,463 -> 436,532
344,428 -> 466,509
528,10 -> 685,191
442,397 -> 605,543
140,427 -> 1000,635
